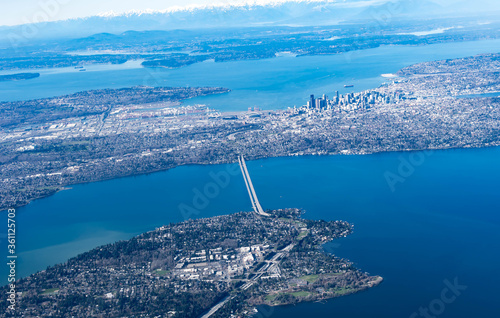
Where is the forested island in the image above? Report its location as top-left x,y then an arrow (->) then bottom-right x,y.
0,72 -> 39,82
0,208 -> 382,317
1,19 -> 500,71
141,54 -> 210,69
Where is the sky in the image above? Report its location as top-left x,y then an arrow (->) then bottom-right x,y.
0,0 -> 493,27
2,0 -> 220,26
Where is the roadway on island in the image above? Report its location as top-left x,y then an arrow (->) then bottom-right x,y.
200,243 -> 295,318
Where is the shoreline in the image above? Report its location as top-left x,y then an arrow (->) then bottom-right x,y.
2,145 -> 499,316
262,275 -> 383,309
2,143 -> 499,213
1,209 -> 381,316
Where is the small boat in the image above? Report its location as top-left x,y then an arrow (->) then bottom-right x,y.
344,84 -> 354,88
79,69 -> 86,72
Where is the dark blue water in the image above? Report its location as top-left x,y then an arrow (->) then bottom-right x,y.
1,39 -> 500,317
1,39 -> 500,110
1,147 -> 499,317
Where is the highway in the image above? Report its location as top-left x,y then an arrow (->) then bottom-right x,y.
238,155 -> 270,217
199,242 -> 295,317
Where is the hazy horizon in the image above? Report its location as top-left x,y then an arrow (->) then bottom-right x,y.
2,0 -> 500,27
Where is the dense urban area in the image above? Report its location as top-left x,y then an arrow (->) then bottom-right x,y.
0,208 -> 382,317
1,2 -> 499,317
1,53 -> 500,210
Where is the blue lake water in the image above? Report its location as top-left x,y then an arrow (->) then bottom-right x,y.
1,147 -> 500,318
1,39 -> 500,110
1,39 -> 500,317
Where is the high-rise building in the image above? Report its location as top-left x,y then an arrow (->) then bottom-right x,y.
315,97 -> 327,109
310,94 -> 315,109
315,98 -> 322,109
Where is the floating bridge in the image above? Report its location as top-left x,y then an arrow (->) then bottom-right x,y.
238,155 -> 270,217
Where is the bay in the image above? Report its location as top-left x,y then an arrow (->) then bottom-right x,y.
1,39 -> 500,111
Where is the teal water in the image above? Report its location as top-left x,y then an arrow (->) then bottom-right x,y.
1,39 -> 500,110
1,39 -> 500,317
1,147 -> 500,318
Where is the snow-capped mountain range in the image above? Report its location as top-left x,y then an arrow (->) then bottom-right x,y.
0,0 -> 497,45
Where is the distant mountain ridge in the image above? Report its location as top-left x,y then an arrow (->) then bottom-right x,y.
0,0 -> 497,47
353,0 -> 442,21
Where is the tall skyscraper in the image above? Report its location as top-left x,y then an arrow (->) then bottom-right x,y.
315,98 -> 322,109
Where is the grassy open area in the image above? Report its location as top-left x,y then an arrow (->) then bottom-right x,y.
266,290 -> 312,302
297,230 -> 309,240
153,269 -> 170,276
279,218 -> 307,228
298,274 -> 319,283
41,288 -> 59,295
333,287 -> 356,296
290,291 -> 311,298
